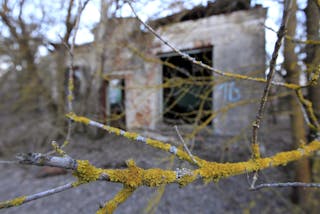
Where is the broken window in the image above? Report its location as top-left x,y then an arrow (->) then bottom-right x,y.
160,47 -> 213,125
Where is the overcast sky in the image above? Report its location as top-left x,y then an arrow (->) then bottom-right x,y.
1,0 -> 308,71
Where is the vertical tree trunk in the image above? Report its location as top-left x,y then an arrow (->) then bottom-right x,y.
283,0 -> 311,209
305,0 -> 320,125
305,1 -> 320,212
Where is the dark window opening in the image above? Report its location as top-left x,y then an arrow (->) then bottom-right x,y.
161,47 -> 213,125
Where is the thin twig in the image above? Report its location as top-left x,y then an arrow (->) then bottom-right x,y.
0,182 -> 75,209
295,92 -> 312,126
174,125 -> 198,165
62,0 -> 90,149
249,2 -> 291,188
251,182 -> 320,190
16,153 -> 77,169
263,24 -> 277,33
250,172 -> 259,189
296,89 -> 320,131
251,0 -> 292,148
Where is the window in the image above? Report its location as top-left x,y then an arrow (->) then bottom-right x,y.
160,47 -> 213,125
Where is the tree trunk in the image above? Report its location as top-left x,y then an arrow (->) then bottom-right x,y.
305,0 -> 320,125
283,0 -> 311,209
305,0 -> 320,212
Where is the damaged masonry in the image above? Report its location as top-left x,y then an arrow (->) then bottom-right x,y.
48,0 -> 266,136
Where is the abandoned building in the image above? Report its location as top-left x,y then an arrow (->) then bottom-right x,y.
52,0 -> 267,136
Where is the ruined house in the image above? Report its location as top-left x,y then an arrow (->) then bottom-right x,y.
61,0 -> 267,136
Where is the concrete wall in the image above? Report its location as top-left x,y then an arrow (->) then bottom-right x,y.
66,8 -> 266,135
138,7 -> 267,134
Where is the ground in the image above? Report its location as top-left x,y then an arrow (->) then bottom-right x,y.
0,126 -> 306,214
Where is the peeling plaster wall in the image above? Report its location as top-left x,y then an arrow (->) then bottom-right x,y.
125,65 -> 160,130
146,8 -> 267,134
66,8 -> 266,134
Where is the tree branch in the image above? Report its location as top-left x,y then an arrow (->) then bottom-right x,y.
251,0 -> 291,153
2,140 -> 320,210
251,182 -> 320,190
0,182 -> 75,209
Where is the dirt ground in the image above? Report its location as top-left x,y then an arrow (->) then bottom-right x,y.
0,126 -> 307,214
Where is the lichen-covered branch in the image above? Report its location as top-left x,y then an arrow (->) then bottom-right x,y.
66,112 -> 202,165
63,0 -> 90,149
2,140 -> 320,212
296,89 -> 320,131
0,182 -> 75,209
96,186 -> 136,214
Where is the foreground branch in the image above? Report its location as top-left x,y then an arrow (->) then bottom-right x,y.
2,140 -> 320,212
0,182 -> 75,209
66,113 -> 201,166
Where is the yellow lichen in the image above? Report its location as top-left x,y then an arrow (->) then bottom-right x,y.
96,186 -> 135,214
296,89 -> 320,130
104,125 -> 121,136
51,141 -> 66,156
123,132 -> 139,140
67,94 -> 73,102
270,150 -> 306,166
146,139 -> 171,151
251,143 -> 260,159
11,196 -> 26,206
1,141 -> 319,213
62,140 -> 69,148
73,160 -> 103,186
0,196 -> 26,209
105,160 -> 143,188
176,149 -> 202,164
145,138 -> 202,165
65,112 -> 91,125
177,174 -> 197,187
207,161 -> 251,180
196,141 -> 320,183
68,79 -> 74,92
143,169 -> 176,187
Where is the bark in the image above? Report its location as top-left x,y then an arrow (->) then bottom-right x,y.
305,0 -> 320,123
305,1 -> 320,212
283,0 -> 311,208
